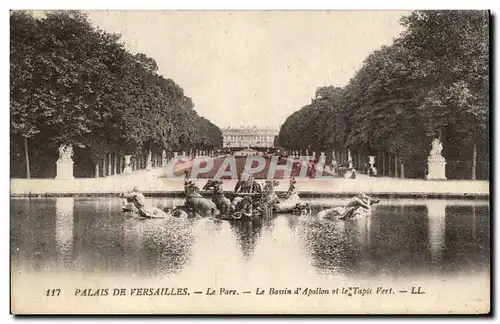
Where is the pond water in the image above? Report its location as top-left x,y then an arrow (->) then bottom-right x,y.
11,197 -> 490,280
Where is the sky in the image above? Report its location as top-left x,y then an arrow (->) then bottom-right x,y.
84,10 -> 410,129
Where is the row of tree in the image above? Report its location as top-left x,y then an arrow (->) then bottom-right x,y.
277,10 -> 489,179
10,10 -> 222,178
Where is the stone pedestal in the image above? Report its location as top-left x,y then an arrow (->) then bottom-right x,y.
427,155 -> 447,180
369,156 -> 375,168
123,155 -> 132,174
55,144 -> 75,180
146,151 -> 152,170
56,160 -> 74,180
161,150 -> 167,167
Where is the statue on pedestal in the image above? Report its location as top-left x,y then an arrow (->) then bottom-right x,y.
347,150 -> 353,169
123,155 -> 133,174
330,153 -> 337,167
58,145 -> 74,162
430,138 -> 443,157
146,150 -> 152,170
368,156 -> 377,177
427,138 -> 447,180
161,150 -> 167,167
56,144 -> 74,179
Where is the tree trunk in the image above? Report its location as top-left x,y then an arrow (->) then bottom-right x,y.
113,153 -> 117,175
394,155 -> 399,178
118,154 -> 122,174
108,153 -> 112,176
95,163 -> 99,178
24,137 -> 30,179
387,153 -> 392,177
382,152 -> 386,176
401,163 -> 405,179
102,156 -> 106,176
472,142 -> 477,180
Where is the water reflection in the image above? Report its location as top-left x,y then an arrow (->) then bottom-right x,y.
229,221 -> 262,260
120,216 -> 195,276
10,197 -> 490,280
298,199 -> 489,277
427,200 -> 446,263
55,197 -> 74,263
298,217 -> 353,275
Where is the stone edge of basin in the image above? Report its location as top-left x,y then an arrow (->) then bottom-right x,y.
10,191 -> 490,200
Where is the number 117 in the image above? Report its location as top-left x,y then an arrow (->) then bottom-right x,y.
45,289 -> 61,296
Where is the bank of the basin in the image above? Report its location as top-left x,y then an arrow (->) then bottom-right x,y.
10,174 -> 490,199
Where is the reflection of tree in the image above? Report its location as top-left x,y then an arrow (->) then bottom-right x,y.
71,199 -> 128,272
229,221 -> 263,260
11,198 -> 58,272
442,204 -> 490,272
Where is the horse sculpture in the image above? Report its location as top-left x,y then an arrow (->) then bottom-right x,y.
203,180 -> 232,216
184,180 -> 220,217
202,179 -> 263,221
316,194 -> 380,221
255,180 -> 281,214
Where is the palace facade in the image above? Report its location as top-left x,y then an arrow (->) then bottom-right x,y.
222,126 -> 279,148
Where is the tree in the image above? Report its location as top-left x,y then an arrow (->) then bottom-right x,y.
278,10 -> 489,179
10,11 -> 41,178
401,10 -> 489,178
10,10 -> 223,178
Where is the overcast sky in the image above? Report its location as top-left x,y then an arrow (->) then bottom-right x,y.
84,10 -> 410,129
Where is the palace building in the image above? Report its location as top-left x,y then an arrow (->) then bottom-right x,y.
222,126 -> 279,149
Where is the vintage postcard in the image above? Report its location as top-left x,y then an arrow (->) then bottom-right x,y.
10,10 -> 490,314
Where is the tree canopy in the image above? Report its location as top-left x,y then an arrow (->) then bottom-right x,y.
277,10 -> 489,173
10,10 -> 222,167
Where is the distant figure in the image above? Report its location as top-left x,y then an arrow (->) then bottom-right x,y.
234,174 -> 261,193
344,164 -> 356,179
330,160 -> 338,173
307,160 -> 316,178
284,177 -> 297,199
367,163 -> 377,177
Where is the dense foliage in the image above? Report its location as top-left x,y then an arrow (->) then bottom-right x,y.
10,10 -> 222,177
277,10 -> 489,179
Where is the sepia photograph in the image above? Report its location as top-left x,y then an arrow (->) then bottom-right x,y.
9,8 -> 490,315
